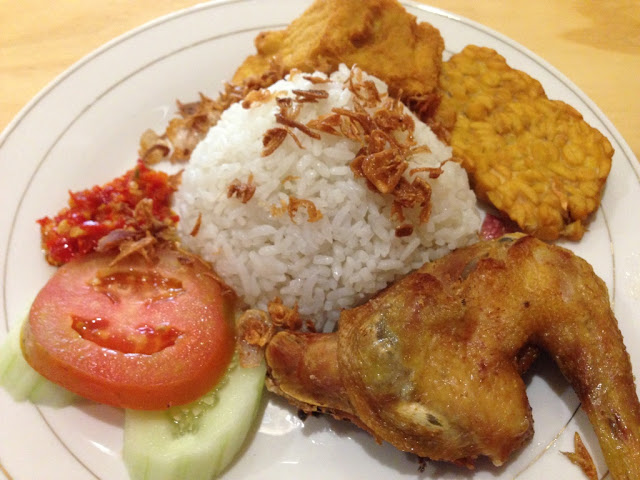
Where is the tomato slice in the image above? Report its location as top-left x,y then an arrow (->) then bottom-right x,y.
22,247 -> 235,410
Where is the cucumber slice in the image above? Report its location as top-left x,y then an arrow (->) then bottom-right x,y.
123,360 -> 266,480
0,318 -> 76,407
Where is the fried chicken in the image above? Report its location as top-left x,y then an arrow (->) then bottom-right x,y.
232,0 -> 444,115
262,234 -> 640,479
433,46 -> 613,241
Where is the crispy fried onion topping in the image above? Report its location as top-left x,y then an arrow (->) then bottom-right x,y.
236,309 -> 276,368
308,67 -> 442,230
95,195 -> 179,265
242,89 -> 276,108
258,67 -> 444,232
292,88 -> 329,103
261,97 -> 312,156
106,233 -> 158,267
189,213 -> 202,237
270,196 -> 323,223
561,432 -> 598,480
236,297 -> 316,368
139,60 -> 287,164
275,112 -> 321,140
287,197 -> 323,223
139,129 -> 171,165
302,74 -> 330,84
140,93 -> 227,164
260,93 -> 324,157
227,173 -> 257,204
268,297 -> 303,330
262,128 -> 290,157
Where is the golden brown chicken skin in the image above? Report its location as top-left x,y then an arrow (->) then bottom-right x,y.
264,234 -> 640,479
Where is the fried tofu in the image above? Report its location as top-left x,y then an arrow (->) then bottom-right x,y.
232,0 -> 444,105
434,45 -> 613,241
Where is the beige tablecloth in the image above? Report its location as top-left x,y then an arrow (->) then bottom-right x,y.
1,0 -> 639,158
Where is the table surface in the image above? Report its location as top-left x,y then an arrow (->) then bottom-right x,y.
1,0 -> 639,159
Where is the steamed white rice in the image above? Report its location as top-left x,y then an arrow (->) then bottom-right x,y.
175,65 -> 481,330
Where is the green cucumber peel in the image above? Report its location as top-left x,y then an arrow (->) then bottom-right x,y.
123,359 -> 266,480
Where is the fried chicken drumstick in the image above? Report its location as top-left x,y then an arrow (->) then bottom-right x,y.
261,234 -> 640,479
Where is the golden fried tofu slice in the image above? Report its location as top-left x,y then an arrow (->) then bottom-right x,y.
434,45 -> 613,241
233,0 -> 444,104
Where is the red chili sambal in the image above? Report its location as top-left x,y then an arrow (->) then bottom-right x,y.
38,161 -> 179,266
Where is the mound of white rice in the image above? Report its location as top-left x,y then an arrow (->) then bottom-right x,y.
175,65 -> 481,330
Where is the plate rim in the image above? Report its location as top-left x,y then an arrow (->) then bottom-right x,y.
0,2 -> 635,479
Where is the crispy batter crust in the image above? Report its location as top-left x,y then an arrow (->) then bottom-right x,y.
232,0 -> 444,107
434,45 -> 614,241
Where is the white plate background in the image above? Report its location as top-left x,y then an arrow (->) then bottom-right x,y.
1,1 -> 640,479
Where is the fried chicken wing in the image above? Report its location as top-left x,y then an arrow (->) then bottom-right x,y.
433,46 -> 613,241
264,234 -> 640,479
232,0 -> 444,113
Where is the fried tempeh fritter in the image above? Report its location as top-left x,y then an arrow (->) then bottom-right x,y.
433,45 -> 613,241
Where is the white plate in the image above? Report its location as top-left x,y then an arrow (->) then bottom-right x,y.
1,1 -> 639,479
